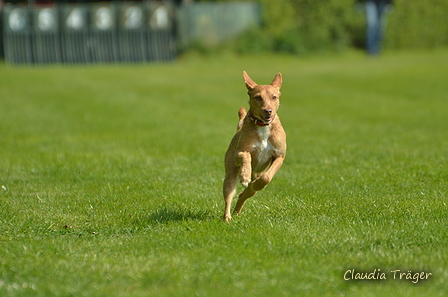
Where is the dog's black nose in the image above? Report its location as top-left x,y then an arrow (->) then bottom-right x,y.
264,109 -> 272,115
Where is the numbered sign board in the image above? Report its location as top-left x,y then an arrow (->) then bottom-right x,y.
93,6 -> 116,31
3,6 -> 32,64
123,6 -> 144,30
90,5 -> 119,62
33,7 -> 58,32
32,7 -> 61,63
146,3 -> 176,61
6,7 -> 29,32
61,5 -> 90,63
2,2 -> 178,64
149,5 -> 172,30
65,7 -> 87,31
117,4 -> 147,62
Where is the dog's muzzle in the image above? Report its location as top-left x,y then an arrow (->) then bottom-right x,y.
249,113 -> 274,126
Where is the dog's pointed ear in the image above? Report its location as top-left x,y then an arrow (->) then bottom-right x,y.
271,73 -> 282,90
243,71 -> 257,90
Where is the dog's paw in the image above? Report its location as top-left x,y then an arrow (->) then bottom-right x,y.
223,214 -> 232,223
239,173 -> 251,188
251,174 -> 271,191
241,179 -> 250,188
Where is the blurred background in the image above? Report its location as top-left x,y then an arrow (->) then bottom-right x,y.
0,0 -> 447,64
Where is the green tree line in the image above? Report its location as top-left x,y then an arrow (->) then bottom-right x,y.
198,0 -> 448,54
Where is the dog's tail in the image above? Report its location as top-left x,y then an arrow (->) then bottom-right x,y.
237,107 -> 247,131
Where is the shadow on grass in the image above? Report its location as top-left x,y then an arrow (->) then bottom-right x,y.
145,207 -> 215,224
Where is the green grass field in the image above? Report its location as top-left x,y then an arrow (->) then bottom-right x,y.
1,49 -> 447,296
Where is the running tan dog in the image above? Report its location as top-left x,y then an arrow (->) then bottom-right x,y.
222,71 -> 286,222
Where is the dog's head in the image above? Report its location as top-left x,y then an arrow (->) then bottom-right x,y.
243,71 -> 282,124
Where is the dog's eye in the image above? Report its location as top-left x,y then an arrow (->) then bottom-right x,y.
255,96 -> 262,101
273,96 -> 277,99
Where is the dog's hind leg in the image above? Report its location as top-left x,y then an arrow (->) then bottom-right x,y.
223,173 -> 239,222
233,187 -> 257,216
237,107 -> 247,131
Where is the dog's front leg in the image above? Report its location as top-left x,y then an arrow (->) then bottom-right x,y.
251,156 -> 285,192
223,173 -> 238,223
236,151 -> 252,188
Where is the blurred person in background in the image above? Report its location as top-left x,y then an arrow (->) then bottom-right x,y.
358,0 -> 394,56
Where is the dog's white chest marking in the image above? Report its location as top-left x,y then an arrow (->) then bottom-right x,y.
256,126 -> 270,148
253,126 -> 273,172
